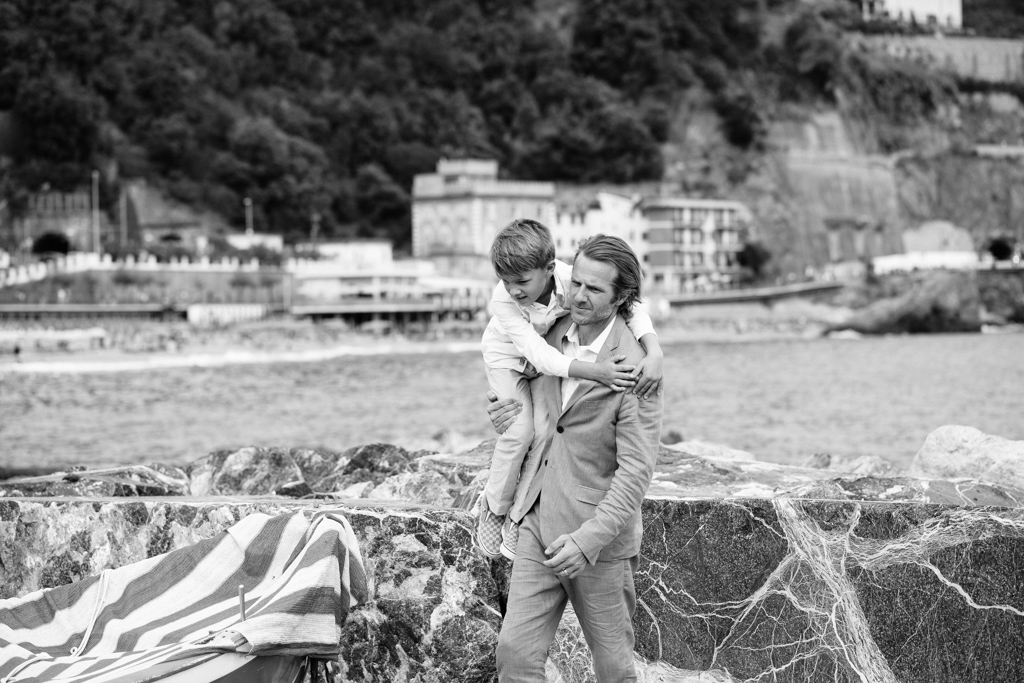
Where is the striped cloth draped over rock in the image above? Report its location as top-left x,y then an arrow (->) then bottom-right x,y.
0,510 -> 367,682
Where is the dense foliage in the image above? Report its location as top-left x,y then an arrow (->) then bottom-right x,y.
963,0 -> 1024,38
0,0 -> 782,249
0,0 -> 985,250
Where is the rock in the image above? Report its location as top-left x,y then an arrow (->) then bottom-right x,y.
979,271 -> 1024,324
370,470 -> 456,505
186,446 -> 306,496
332,443 -> 416,488
649,441 -> 1024,506
662,440 -> 756,462
828,270 -> 982,335
634,498 -> 1024,682
289,447 -> 349,491
0,500 -> 503,682
800,453 -> 894,476
0,464 -> 189,497
7,496 -> 1024,682
910,425 -> 1024,489
661,429 -> 685,445
336,481 -> 375,498
274,480 -> 315,498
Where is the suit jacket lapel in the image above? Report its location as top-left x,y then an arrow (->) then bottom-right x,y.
560,316 -> 625,417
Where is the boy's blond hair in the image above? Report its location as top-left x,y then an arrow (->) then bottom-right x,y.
490,219 -> 556,279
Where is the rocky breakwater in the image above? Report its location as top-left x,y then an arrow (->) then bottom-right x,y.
3,428 -> 1024,682
826,270 -> 983,335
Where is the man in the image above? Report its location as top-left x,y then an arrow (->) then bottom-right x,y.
487,234 -> 664,683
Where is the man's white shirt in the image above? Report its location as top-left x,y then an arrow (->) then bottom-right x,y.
561,315 -> 617,410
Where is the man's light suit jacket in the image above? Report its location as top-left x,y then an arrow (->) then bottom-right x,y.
516,313 -> 663,565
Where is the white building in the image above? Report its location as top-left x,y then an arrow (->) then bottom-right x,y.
639,197 -> 753,294
411,159 -> 556,279
857,0 -> 962,29
552,192 -> 647,264
226,231 -> 284,253
412,159 -> 755,293
293,240 -> 394,271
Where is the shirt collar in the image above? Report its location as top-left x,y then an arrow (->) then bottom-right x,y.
565,315 -> 617,354
553,273 -> 566,308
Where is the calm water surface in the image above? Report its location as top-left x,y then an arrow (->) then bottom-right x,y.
1,334 -> 1021,471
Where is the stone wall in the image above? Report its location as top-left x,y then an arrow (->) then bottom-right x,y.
4,494 -> 1024,682
4,431 -> 1024,682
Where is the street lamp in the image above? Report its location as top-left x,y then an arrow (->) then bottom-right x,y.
91,170 -> 100,253
243,197 -> 253,235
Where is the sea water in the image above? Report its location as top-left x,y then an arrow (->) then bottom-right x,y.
1,333 -> 1020,472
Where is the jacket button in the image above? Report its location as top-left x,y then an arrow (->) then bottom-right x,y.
556,426 -> 564,433
544,460 -> 548,466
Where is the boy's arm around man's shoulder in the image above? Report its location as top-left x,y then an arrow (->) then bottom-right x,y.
490,281 -> 574,378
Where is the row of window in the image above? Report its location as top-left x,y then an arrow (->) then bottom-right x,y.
644,207 -> 738,227
643,252 -> 739,268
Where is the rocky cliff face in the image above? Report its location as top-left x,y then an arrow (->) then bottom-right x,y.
3,428 -> 1024,682
739,110 -> 1024,276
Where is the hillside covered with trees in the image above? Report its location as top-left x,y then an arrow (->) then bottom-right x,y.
0,0 -> 1018,252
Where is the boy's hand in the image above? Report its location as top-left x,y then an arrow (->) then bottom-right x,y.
631,348 -> 664,400
486,390 -> 522,434
593,355 -> 636,392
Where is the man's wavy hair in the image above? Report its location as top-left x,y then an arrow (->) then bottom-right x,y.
574,234 -> 643,319
490,219 -> 556,280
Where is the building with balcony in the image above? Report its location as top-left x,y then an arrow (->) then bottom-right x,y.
639,197 -> 753,294
411,159 -> 556,279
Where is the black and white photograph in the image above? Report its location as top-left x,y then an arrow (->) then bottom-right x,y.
1,0 -> 1023,680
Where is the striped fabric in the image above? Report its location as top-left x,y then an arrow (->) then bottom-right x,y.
0,510 -> 367,682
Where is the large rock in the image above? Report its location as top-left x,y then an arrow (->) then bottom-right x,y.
187,446 -> 310,496
0,463 -> 189,497
828,270 -> 982,334
0,499 -> 504,682
979,270 -> 1024,324
6,435 -> 1023,509
651,439 -> 1024,507
5,496 -> 1024,682
910,425 -> 1024,489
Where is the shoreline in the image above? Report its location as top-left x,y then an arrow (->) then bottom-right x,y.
0,328 -> 824,375
1,319 -> 1019,375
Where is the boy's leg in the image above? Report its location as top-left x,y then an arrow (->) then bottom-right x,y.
508,389 -> 550,522
482,366 -> 535,516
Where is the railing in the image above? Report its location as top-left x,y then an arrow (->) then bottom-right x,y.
0,252 -> 266,289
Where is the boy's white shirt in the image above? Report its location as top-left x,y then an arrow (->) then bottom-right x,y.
481,259 -> 656,378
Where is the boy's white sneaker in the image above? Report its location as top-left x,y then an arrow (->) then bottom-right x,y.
475,501 -> 505,559
500,518 -> 519,561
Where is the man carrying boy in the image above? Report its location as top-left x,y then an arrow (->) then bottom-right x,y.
477,219 -> 663,560
487,234 -> 664,682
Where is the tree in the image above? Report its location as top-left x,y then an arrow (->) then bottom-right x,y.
737,241 -> 772,279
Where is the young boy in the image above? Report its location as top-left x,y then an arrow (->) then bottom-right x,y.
477,218 -> 664,560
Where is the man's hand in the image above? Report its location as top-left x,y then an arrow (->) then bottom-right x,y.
486,390 -> 522,435
592,354 -> 636,392
631,348 -> 664,400
542,534 -> 587,579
